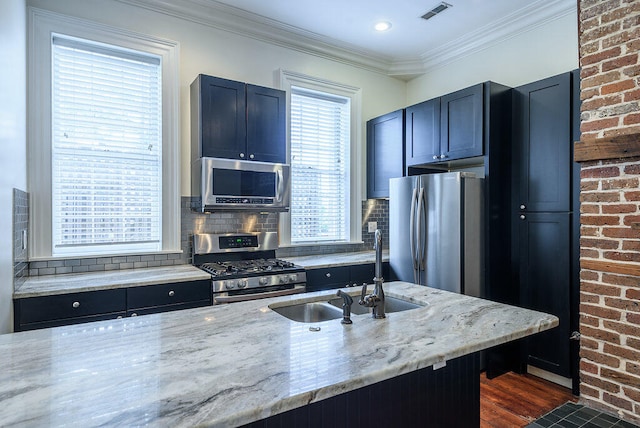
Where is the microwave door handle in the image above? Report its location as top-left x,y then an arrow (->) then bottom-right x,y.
275,169 -> 284,202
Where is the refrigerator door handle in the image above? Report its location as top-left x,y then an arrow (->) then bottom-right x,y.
417,187 -> 427,273
409,186 -> 419,280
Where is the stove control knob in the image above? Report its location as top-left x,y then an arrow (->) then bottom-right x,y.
225,280 -> 236,290
289,274 -> 298,283
238,279 -> 248,289
259,277 -> 268,286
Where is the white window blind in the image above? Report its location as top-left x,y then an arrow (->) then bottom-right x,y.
290,86 -> 350,243
51,35 -> 162,255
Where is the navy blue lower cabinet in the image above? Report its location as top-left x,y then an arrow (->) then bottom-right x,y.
242,353 -> 480,428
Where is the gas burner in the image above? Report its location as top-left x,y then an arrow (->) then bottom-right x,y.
198,258 -> 298,278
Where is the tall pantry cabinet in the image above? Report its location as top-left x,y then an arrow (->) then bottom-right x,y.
510,71 -> 580,392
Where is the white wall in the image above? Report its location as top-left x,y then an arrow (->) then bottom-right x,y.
407,12 -> 579,104
0,0 -> 27,334
27,0 -> 408,196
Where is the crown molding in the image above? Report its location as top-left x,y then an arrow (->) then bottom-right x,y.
114,0 -> 395,76
114,0 -> 575,81
419,0 -> 577,73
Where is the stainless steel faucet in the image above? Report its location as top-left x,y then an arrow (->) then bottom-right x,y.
359,229 -> 385,319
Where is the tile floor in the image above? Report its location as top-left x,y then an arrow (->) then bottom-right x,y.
526,402 -> 639,428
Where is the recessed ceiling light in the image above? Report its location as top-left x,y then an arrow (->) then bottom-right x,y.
374,21 -> 392,32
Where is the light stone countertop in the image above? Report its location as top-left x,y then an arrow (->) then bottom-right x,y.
0,281 -> 558,427
13,265 -> 211,298
282,250 -> 389,269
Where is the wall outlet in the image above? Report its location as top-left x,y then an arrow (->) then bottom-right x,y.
368,221 -> 377,233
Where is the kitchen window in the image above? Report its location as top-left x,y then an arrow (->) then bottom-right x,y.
279,70 -> 362,245
28,8 -> 180,258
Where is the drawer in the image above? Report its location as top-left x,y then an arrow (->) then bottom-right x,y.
306,266 -> 350,290
127,280 -> 211,310
18,289 -> 126,324
350,264 -> 375,286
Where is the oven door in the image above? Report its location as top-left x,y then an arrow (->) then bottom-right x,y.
197,157 -> 290,211
213,284 -> 306,304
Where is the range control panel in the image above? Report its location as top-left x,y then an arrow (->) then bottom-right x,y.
218,235 -> 259,249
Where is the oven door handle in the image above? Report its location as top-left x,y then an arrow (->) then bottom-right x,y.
213,285 -> 306,304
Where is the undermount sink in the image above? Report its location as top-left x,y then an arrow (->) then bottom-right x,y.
270,294 -> 423,323
270,302 -> 343,323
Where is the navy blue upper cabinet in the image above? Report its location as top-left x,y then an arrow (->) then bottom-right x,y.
367,109 -> 405,199
440,83 -> 484,161
191,75 -> 286,163
406,83 -> 484,167
246,84 -> 286,163
405,98 -> 440,166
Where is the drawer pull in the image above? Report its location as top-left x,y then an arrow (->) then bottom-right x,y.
168,290 -> 175,297
131,313 -> 138,317
326,273 -> 331,278
72,301 -> 80,308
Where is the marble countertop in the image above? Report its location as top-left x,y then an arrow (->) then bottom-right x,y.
0,281 -> 558,427
283,250 -> 389,269
13,265 -> 211,298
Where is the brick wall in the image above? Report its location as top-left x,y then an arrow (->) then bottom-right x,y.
578,0 -> 640,423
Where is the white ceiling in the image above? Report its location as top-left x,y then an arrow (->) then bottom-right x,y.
118,0 -> 577,79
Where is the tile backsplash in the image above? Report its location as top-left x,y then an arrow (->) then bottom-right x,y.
25,196 -> 390,277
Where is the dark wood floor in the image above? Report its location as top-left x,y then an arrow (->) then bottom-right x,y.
480,371 -> 578,428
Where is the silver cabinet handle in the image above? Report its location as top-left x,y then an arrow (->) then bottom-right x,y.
326,272 -> 331,278
130,313 -> 138,317
72,301 -> 80,308
249,154 -> 255,159
432,155 -> 439,160
168,290 -> 175,297
520,214 -> 526,220
520,204 -> 526,210
239,153 -> 245,158
439,154 -> 447,159
117,315 -> 123,319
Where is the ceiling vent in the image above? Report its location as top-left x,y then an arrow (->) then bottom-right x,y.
421,2 -> 453,21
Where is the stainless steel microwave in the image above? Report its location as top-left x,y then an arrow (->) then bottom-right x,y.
192,157 -> 290,212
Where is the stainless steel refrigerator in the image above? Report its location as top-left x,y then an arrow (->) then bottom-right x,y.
389,172 -> 484,297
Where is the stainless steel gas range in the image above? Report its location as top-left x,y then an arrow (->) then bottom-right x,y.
193,232 -> 306,304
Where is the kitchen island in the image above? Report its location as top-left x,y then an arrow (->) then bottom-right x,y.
0,281 -> 557,427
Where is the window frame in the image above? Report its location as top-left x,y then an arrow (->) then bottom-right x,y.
28,7 -> 180,259
279,70 -> 363,247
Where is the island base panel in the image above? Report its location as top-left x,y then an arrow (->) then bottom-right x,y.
243,353 -> 480,428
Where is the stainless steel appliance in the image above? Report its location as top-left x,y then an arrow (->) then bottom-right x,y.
192,157 -> 290,212
193,232 -> 306,304
389,172 -> 483,297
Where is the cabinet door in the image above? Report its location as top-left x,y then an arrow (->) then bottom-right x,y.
198,75 -> 247,159
367,110 -> 404,198
518,212 -> 571,377
405,99 -> 440,166
440,84 -> 483,160
513,74 -> 571,212
246,84 -> 286,163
